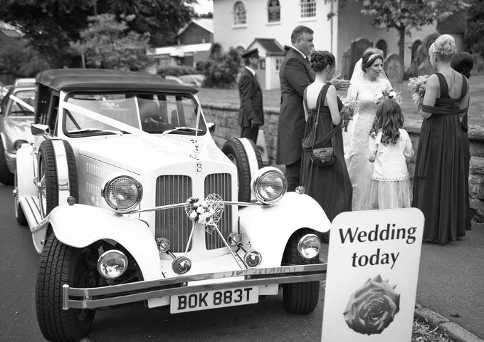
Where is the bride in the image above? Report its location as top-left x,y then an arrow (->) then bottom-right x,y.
344,49 -> 392,210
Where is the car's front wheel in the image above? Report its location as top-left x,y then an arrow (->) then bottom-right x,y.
36,234 -> 96,342
0,138 -> 13,185
282,230 -> 320,314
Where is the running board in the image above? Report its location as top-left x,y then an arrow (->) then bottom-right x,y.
19,196 -> 42,231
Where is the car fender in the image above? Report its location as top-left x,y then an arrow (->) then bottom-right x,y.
239,192 -> 331,266
46,204 -> 163,281
16,143 -> 36,197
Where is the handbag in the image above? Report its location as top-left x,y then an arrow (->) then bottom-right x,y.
306,85 -> 339,167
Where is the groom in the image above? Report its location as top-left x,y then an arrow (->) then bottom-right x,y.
277,25 -> 349,191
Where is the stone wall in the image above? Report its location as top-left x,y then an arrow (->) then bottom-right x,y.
203,103 -> 484,222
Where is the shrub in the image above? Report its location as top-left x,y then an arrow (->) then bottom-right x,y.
200,46 -> 242,88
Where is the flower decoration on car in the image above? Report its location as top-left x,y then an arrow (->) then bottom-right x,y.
408,75 -> 430,110
184,193 -> 224,225
343,274 -> 400,335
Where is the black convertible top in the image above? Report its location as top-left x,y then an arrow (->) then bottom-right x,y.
36,68 -> 198,94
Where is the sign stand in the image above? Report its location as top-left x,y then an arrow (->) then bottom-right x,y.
321,208 -> 424,341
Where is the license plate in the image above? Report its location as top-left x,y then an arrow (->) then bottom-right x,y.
170,287 -> 259,313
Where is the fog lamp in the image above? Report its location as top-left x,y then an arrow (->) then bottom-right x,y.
14,140 -> 28,150
244,250 -> 262,267
156,237 -> 171,253
172,256 -> 192,274
228,232 -> 242,247
297,234 -> 321,259
97,250 -> 128,279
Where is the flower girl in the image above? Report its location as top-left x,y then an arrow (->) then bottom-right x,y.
367,99 -> 414,209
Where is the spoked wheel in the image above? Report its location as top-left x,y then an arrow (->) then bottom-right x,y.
222,137 -> 262,202
36,234 -> 97,342
282,230 -> 320,314
37,140 -> 78,218
14,172 -> 27,226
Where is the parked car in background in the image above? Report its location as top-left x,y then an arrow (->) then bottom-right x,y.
179,74 -> 205,87
15,68 -> 329,342
0,78 -> 35,184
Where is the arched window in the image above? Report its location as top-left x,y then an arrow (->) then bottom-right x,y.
233,1 -> 247,25
300,0 -> 316,18
376,39 -> 388,58
267,0 -> 280,22
411,40 -> 422,62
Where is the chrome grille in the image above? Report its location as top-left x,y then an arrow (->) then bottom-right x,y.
155,175 -> 192,252
204,173 -> 232,249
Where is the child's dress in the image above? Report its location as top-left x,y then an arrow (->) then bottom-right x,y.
367,128 -> 414,209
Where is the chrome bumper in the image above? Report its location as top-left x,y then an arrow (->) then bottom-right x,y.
62,263 -> 326,310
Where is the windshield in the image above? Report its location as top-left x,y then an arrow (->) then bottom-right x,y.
9,89 -> 35,117
63,92 -> 206,137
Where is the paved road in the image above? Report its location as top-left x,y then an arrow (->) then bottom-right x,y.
2,182 -> 483,341
0,184 -> 324,342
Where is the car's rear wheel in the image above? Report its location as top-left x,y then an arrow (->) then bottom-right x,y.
38,140 -> 78,217
36,234 -> 96,342
282,230 -> 320,314
222,137 -> 262,202
0,138 -> 13,185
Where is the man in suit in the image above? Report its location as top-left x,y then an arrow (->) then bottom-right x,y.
277,25 -> 348,191
277,26 -> 315,191
238,48 -> 263,143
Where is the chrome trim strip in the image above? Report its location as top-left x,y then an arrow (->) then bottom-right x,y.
63,263 -> 326,310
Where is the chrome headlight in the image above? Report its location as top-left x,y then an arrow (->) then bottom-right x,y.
251,167 -> 287,205
97,250 -> 128,279
102,176 -> 143,212
297,234 -> 321,259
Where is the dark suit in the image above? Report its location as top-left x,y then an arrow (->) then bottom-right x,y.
277,47 -> 314,189
238,67 -> 264,143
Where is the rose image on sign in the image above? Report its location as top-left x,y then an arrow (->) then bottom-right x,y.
343,274 -> 400,335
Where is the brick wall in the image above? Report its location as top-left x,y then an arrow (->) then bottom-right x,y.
203,103 -> 484,222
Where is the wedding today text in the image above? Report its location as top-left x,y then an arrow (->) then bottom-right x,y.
339,223 -> 417,270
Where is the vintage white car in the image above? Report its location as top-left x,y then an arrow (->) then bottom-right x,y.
0,78 -> 35,185
15,69 -> 331,342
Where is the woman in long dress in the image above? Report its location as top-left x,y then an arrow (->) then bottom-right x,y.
300,51 -> 352,221
412,35 -> 470,244
344,50 -> 392,210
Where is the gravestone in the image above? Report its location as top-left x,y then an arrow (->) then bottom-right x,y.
384,53 -> 404,83
416,33 -> 439,75
349,38 -> 373,79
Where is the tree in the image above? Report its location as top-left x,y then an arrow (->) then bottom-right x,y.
340,0 -> 469,63
70,14 -> 153,71
0,38 -> 50,77
464,0 -> 484,58
0,0 -> 196,66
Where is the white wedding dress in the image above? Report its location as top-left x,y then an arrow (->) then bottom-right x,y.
343,74 -> 392,210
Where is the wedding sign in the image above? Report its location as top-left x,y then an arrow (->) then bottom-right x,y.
321,208 -> 424,341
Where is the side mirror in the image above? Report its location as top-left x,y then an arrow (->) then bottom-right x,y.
207,122 -> 216,134
31,123 -> 50,136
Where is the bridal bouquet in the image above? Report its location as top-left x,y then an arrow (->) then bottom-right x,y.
375,89 -> 401,105
341,97 -> 358,131
408,75 -> 430,109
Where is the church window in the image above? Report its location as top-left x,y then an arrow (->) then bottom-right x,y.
268,0 -> 281,22
234,1 -> 247,25
300,0 -> 316,18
